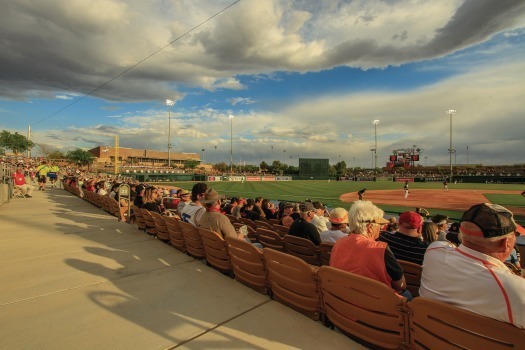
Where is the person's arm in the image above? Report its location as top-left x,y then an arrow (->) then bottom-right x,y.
384,247 -> 406,292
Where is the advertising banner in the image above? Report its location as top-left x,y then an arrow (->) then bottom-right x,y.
395,177 -> 414,182
207,176 -> 222,182
262,176 -> 276,181
275,176 -> 292,181
246,176 -> 260,182
227,176 -> 245,182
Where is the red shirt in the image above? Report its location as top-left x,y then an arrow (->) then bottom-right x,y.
330,234 -> 392,289
12,172 -> 26,186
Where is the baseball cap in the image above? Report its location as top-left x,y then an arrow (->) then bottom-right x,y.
169,189 -> 178,195
431,214 -> 451,226
460,203 -> 517,238
399,211 -> 423,229
329,208 -> 348,224
283,202 -> 294,209
299,202 -> 315,212
312,201 -> 326,210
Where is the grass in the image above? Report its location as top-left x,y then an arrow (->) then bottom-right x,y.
158,180 -> 525,223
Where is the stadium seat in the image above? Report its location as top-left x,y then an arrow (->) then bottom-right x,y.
268,218 -> 280,226
164,216 -> 185,253
234,222 -> 258,243
254,219 -> 273,230
257,228 -> 285,252
408,297 -> 525,350
317,266 -> 409,349
283,235 -> 321,266
150,211 -> 170,242
225,236 -> 268,295
318,242 -> 334,266
130,205 -> 146,231
140,208 -> 157,237
272,224 -> 289,237
239,217 -> 257,230
398,260 -> 422,297
178,221 -> 205,259
198,227 -> 232,274
263,248 -> 322,321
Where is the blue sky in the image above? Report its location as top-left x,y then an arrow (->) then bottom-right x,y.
1,0 -> 524,167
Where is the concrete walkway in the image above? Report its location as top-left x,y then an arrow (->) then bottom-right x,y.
0,187 -> 364,349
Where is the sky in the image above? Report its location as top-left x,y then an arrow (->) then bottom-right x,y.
1,0 -> 524,168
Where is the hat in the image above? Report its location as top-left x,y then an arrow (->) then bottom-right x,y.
460,203 -> 517,238
169,189 -> 178,195
312,201 -> 326,210
283,202 -> 294,209
371,216 -> 389,224
200,188 -> 222,204
178,189 -> 190,196
329,208 -> 348,224
299,202 -> 315,212
399,211 -> 423,229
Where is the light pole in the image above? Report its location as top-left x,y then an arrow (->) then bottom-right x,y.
166,99 -> 175,167
229,115 -> 234,175
372,119 -> 380,178
446,109 -> 456,180
201,149 -> 205,164
466,145 -> 469,165
283,150 -> 286,165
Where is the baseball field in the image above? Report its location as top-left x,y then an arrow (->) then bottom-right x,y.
162,180 -> 525,224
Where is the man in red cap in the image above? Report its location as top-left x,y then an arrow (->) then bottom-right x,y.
420,203 -> 525,329
378,211 -> 428,265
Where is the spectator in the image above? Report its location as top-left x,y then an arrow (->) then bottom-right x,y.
279,202 -> 294,227
198,188 -> 244,240
231,197 -> 245,219
12,166 -> 34,198
253,197 -> 266,219
261,198 -> 276,219
420,203 -> 525,329
176,189 -> 191,213
133,184 -> 146,207
378,211 -> 428,265
180,182 -> 208,226
330,201 -> 409,299
311,201 -> 331,233
241,198 -> 260,221
431,214 -> 450,241
421,221 -> 438,244
320,208 -> 348,243
288,202 -> 321,246
446,222 -> 461,246
141,187 -> 161,213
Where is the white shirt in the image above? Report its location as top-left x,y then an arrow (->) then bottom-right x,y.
320,229 -> 347,243
180,202 -> 205,227
420,242 -> 525,329
311,214 -> 331,233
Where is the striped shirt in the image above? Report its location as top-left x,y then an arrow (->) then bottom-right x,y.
378,231 -> 428,265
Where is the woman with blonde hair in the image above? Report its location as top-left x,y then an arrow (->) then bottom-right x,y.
141,187 -> 161,213
421,221 -> 438,244
330,200 -> 411,299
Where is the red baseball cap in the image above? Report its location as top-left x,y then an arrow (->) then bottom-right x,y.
399,211 -> 423,229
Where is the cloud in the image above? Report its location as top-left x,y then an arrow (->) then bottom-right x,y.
1,0 -> 524,101
227,97 -> 255,106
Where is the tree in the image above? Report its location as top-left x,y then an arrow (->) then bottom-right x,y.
213,162 -> 228,172
184,160 -> 200,170
271,160 -> 283,173
66,148 -> 94,166
333,161 -> 347,175
260,161 -> 269,172
0,130 -> 35,155
48,150 -> 66,159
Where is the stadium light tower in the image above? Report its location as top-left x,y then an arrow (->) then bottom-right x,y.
229,114 -> 234,175
372,119 -> 380,178
166,99 -> 175,167
446,109 -> 456,181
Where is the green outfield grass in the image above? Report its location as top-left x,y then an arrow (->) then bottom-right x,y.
159,180 -> 525,223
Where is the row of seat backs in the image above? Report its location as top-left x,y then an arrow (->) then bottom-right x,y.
233,227 -> 423,296
80,189 -> 121,220
65,186 -> 525,349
